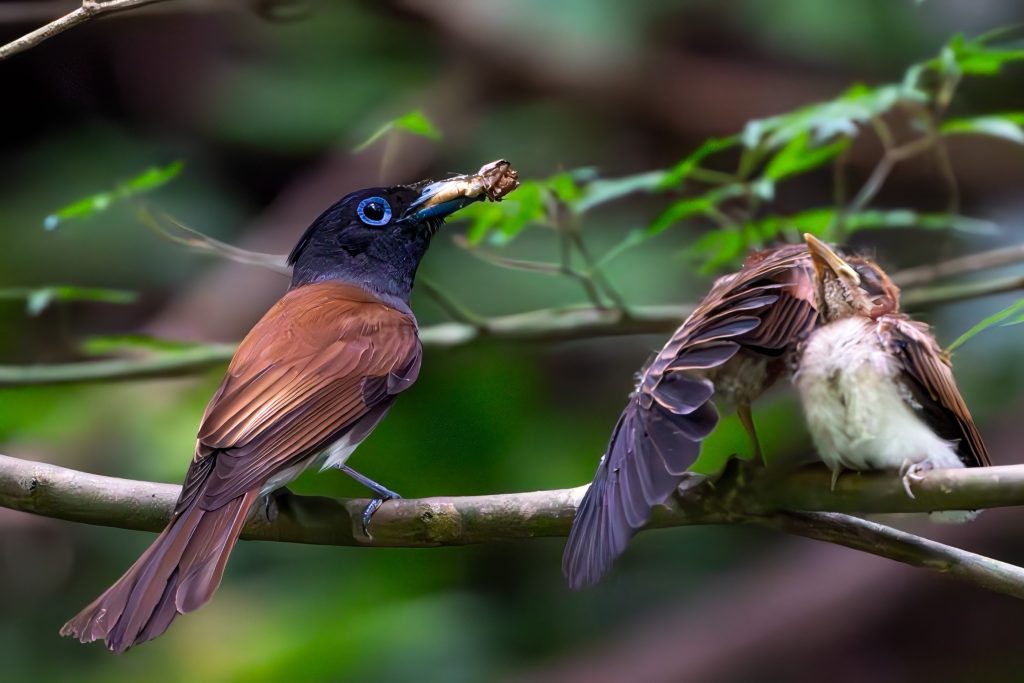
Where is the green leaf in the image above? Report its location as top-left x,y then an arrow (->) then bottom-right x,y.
392,110 -> 442,140
646,183 -> 750,237
352,109 -> 442,152
454,180 -> 546,244
547,172 -> 585,205
743,208 -> 836,243
763,132 -> 850,181
43,161 -> 184,230
941,114 -> 1024,144
683,229 -> 745,274
646,195 -> 714,236
80,334 -> 204,357
658,136 -> 738,189
945,32 -> 1024,76
0,286 -> 137,316
844,210 -> 998,235
946,298 -> 1024,355
124,160 -> 185,192
25,289 -> 54,316
742,83 -> 926,150
575,170 -> 667,213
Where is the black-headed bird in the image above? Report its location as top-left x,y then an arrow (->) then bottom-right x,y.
60,160 -> 519,652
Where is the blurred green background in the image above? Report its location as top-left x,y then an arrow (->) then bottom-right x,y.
2,1 -> 1024,682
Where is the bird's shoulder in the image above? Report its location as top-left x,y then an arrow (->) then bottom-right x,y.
197,281 -> 421,452
228,281 -> 419,373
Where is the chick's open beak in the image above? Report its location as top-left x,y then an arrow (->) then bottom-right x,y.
401,159 -> 520,224
804,233 -> 860,285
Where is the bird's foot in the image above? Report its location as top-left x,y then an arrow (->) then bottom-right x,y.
359,492 -> 402,539
336,465 -> 402,539
899,459 -> 930,499
829,467 -> 842,492
262,487 -> 295,522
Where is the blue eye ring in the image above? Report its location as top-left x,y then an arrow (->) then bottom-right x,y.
357,196 -> 392,226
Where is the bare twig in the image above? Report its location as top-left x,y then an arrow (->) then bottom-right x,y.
4,453 -> 1024,598
1,264 -> 1021,386
900,273 -> 1024,309
0,304 -> 692,386
137,207 -> 292,275
0,0 -> 173,60
892,242 -> 1024,288
417,277 -> 486,327
846,134 -> 935,217
758,511 -> 1024,600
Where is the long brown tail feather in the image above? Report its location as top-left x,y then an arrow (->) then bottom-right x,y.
60,490 -> 258,653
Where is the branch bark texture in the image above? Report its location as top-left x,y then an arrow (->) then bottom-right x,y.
0,0 -> 173,60
5,452 -> 1024,547
6,453 -> 1024,599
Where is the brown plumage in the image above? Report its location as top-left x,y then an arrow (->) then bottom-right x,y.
61,163 -> 520,652
60,283 -> 421,652
563,244 -> 819,589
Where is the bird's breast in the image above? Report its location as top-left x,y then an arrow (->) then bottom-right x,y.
795,317 -> 958,471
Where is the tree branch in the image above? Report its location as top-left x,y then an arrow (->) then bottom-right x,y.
893,242 -> 1024,288
0,305 -> 690,386
757,511 -> 1024,600
5,453 -> 1024,598
0,0 -> 173,60
1,265 -> 1019,387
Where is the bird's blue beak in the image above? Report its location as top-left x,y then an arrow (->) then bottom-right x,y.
400,159 -> 519,224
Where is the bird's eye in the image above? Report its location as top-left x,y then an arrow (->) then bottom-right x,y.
357,197 -> 392,226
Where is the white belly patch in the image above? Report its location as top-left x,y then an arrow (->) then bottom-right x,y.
258,432 -> 358,497
795,317 -> 962,474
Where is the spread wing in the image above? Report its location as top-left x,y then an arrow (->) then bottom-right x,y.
563,245 -> 818,589
176,281 -> 422,514
880,314 -> 990,468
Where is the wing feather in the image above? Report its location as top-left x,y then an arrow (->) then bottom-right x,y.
175,282 -> 421,515
880,314 -> 990,468
563,245 -> 818,588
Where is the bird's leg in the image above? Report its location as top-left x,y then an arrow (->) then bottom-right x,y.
338,465 -> 402,538
736,403 -> 763,462
261,487 -> 295,523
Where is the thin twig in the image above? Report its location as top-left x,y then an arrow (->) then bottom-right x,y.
900,273 -> 1024,309
567,228 -> 629,314
0,0 -> 172,60
556,224 -> 609,310
0,269 -> 1020,386
417,277 -> 486,327
892,242 -> 1024,288
846,134 -> 935,216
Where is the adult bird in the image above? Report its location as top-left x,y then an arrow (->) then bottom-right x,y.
563,244 -> 819,589
795,233 -> 990,509
60,160 -> 519,652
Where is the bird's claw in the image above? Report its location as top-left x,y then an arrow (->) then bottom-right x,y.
360,492 -> 402,539
899,459 -> 928,499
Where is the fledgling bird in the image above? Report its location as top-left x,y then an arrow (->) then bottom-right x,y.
795,233 -> 990,508
562,245 -> 820,589
60,160 -> 519,652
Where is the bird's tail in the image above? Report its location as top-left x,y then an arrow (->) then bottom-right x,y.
60,490 -> 259,653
